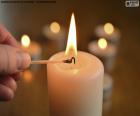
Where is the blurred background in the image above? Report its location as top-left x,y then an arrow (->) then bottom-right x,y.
0,0 -> 140,116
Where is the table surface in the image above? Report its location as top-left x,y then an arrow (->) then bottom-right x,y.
0,1 -> 140,116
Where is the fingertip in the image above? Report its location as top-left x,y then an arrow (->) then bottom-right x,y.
12,72 -> 22,81
17,52 -> 31,70
8,77 -> 17,92
0,76 -> 17,92
0,84 -> 14,101
0,45 -> 31,75
23,53 -> 31,68
5,87 -> 14,101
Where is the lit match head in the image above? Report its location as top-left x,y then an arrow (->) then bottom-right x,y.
63,57 -> 76,64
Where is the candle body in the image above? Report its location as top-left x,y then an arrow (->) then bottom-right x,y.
47,51 -> 104,116
103,73 -> 113,100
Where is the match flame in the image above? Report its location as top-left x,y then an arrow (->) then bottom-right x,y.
21,34 -> 30,48
65,13 -> 77,57
98,38 -> 108,49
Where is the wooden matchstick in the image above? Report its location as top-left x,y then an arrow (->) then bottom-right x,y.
31,60 -> 63,64
31,57 -> 76,65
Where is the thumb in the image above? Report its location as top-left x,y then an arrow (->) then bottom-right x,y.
0,45 -> 31,75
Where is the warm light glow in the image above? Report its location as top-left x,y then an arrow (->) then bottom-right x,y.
23,70 -> 33,83
21,34 -> 31,48
50,22 -> 60,34
98,38 -> 108,49
65,13 -> 77,57
104,23 -> 114,35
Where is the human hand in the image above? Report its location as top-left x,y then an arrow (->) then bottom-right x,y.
0,24 -> 31,101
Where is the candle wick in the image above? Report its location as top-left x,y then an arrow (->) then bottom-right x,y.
63,57 -> 75,64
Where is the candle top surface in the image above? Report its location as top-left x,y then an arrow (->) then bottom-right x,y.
48,51 -> 104,79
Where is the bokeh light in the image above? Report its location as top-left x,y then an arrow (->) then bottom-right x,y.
21,34 -> 31,48
98,38 -> 108,49
104,23 -> 114,35
50,22 -> 61,34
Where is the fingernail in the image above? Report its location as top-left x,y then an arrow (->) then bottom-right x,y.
16,52 -> 31,70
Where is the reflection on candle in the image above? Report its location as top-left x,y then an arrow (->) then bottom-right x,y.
65,13 -> 77,58
23,70 -> 33,83
21,34 -> 31,48
104,23 -> 114,35
50,22 -> 61,34
98,38 -> 108,50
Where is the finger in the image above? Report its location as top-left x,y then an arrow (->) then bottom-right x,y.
0,24 -> 18,47
0,45 -> 31,75
11,72 -> 22,81
0,76 -> 17,91
0,84 -> 14,101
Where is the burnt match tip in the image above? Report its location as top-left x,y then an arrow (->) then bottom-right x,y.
63,57 -> 76,64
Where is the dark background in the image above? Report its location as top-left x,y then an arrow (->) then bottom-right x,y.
0,0 -> 140,116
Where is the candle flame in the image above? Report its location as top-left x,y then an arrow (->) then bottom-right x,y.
104,23 -> 114,35
21,34 -> 30,48
98,38 -> 108,49
65,13 -> 77,57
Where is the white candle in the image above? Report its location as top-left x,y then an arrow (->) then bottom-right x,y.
88,38 -> 117,72
103,73 -> 113,101
47,13 -> 104,116
42,21 -> 66,50
95,23 -> 121,44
